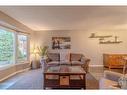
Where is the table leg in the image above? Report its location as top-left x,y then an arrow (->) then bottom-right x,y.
83,74 -> 86,89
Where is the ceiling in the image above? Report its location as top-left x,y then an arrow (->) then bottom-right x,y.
1,6 -> 127,31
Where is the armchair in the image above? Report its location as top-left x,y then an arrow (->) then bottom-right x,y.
99,70 -> 126,89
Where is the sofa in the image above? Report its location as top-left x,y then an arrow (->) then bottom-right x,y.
44,53 -> 90,72
99,70 -> 127,89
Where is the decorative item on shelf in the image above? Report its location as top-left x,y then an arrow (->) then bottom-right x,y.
89,33 -> 112,38
99,38 -> 105,43
99,36 -> 123,44
89,33 -> 123,44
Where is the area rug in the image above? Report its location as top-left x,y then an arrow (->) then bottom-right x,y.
7,69 -> 99,89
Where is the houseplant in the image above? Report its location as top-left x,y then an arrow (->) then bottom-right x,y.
37,46 -> 48,70
37,46 -> 48,58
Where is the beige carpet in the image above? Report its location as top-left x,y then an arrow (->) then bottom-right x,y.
0,69 -> 99,90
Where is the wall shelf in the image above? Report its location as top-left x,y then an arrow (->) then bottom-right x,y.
89,33 -> 123,44
89,33 -> 112,38
99,41 -> 123,44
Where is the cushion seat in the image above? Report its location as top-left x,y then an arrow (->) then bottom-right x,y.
71,61 -> 83,65
47,61 -> 59,65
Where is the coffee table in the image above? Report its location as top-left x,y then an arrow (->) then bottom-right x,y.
43,65 -> 86,89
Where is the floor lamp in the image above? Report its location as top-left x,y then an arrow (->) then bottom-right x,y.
31,47 -> 39,69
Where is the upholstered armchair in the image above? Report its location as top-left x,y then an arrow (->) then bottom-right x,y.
99,70 -> 127,89
100,57 -> 127,89
99,70 -> 121,89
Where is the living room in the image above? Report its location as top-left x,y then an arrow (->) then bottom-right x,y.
0,6 -> 127,90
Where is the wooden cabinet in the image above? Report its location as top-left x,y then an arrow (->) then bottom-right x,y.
103,54 -> 127,69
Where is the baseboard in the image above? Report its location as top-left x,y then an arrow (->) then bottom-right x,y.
89,65 -> 103,67
0,68 -> 30,82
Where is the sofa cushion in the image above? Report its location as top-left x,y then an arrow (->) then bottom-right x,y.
47,61 -> 59,65
70,53 -> 82,61
47,53 -> 60,61
71,61 -> 83,65
81,56 -> 88,63
60,52 -> 70,62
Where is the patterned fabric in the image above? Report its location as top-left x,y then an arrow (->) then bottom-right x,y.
47,53 -> 60,61
70,53 -> 83,61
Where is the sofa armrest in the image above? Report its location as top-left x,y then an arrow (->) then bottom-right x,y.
46,58 -> 51,63
81,56 -> 90,63
81,57 -> 90,73
104,70 -> 123,82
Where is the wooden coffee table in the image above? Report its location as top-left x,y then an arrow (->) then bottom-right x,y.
43,65 -> 86,89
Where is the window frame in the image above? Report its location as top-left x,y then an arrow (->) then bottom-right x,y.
16,32 -> 30,63
0,26 -> 30,68
0,26 -> 15,67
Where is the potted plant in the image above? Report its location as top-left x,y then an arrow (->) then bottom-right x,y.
37,46 -> 48,58
37,46 -> 48,69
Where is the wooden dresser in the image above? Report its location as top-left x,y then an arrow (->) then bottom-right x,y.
103,54 -> 127,69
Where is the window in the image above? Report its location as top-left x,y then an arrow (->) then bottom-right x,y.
17,34 -> 28,62
0,29 -> 14,66
0,26 -> 29,67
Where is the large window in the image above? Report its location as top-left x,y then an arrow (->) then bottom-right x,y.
0,27 -> 29,67
0,29 -> 14,66
17,35 -> 28,62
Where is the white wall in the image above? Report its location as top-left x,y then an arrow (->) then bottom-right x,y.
34,30 -> 127,66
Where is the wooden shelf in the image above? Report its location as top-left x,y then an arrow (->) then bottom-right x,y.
100,41 -> 123,44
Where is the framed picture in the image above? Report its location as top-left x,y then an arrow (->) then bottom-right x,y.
52,37 -> 71,49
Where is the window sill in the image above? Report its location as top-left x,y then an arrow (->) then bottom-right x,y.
16,60 -> 29,64
0,61 -> 29,71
